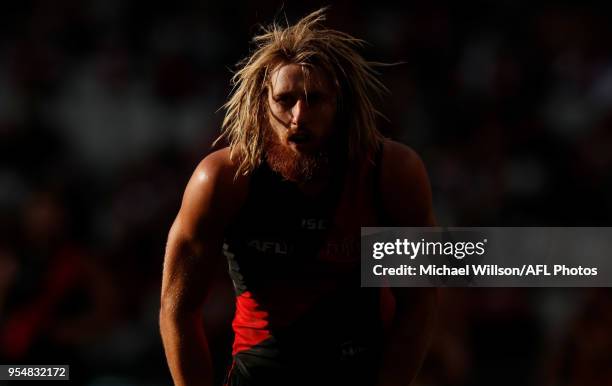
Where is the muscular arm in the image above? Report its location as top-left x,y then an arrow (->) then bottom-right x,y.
160,148 -> 247,386
377,140 -> 438,386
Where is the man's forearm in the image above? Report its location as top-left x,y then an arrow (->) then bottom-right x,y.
160,308 -> 214,386
376,289 -> 438,386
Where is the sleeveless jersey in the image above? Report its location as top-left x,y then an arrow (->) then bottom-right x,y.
222,149 -> 387,384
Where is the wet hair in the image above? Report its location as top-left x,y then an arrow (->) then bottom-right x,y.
216,7 -> 387,177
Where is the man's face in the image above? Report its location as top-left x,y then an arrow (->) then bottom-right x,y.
266,63 -> 338,155
264,63 -> 340,183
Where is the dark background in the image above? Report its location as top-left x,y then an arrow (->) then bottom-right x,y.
1,1 -> 611,385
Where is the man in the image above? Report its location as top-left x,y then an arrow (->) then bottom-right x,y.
160,8 -> 437,386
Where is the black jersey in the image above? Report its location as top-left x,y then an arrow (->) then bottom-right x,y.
222,150 -> 387,385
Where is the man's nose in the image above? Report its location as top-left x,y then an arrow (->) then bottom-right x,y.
290,99 -> 308,127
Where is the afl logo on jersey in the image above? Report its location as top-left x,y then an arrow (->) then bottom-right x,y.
247,239 -> 290,255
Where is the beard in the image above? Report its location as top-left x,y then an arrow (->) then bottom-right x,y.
264,130 -> 332,183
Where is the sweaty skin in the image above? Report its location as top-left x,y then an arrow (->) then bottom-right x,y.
160,148 -> 247,386
265,63 -> 341,192
267,63 -> 338,155
160,63 -> 437,386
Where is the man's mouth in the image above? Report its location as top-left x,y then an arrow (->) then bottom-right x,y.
287,132 -> 311,145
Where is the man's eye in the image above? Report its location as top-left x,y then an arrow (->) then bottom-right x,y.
275,96 -> 294,106
306,93 -> 321,104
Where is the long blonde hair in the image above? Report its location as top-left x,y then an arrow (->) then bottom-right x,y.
217,7 -> 387,176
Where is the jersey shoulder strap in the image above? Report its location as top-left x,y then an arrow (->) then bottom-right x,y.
372,141 -> 387,225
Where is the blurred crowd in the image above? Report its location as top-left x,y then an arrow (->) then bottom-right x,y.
1,1 -> 611,385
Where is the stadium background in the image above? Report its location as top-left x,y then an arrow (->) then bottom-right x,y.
1,1 -> 611,385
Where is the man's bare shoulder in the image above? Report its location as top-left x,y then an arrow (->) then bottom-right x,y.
176,147 -> 249,237
193,147 -> 241,181
189,147 -> 250,196
379,139 -> 435,226
380,139 -> 424,173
